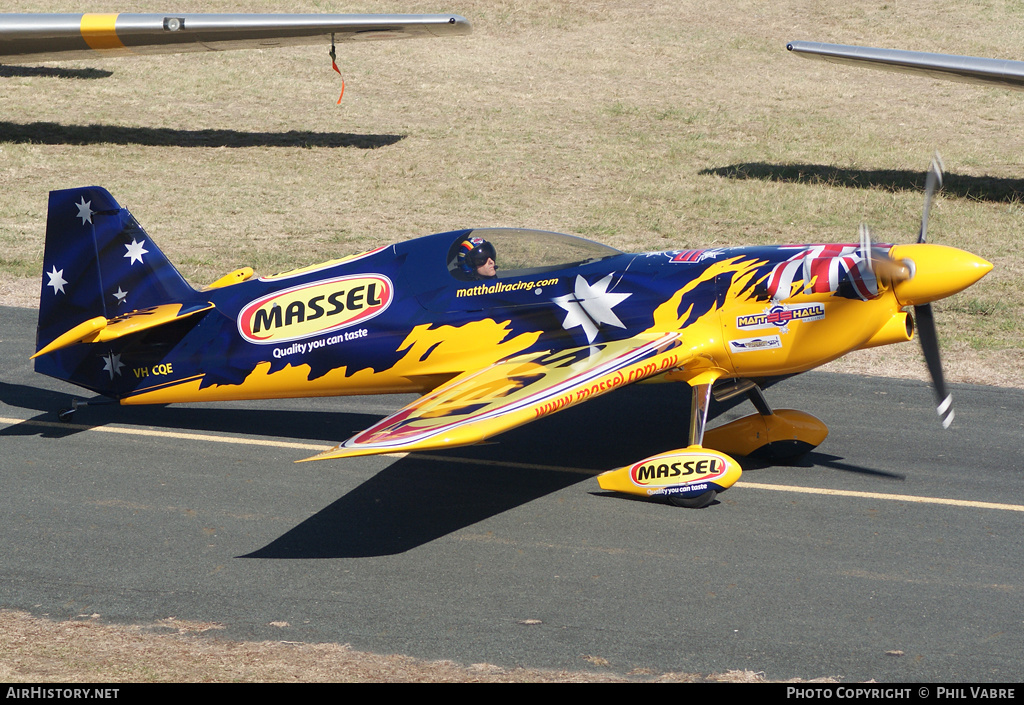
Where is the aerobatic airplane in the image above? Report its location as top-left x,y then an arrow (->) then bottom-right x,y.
787,41 -> 1024,91
0,12 -> 470,63
32,158 -> 991,508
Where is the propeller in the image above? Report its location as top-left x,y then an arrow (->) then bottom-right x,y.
912,154 -> 954,428
915,300 -> 954,428
918,153 -> 944,244
859,153 -> 953,428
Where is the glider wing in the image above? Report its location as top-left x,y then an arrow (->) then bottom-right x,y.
0,13 -> 470,62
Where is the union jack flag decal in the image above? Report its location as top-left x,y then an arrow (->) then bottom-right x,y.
766,244 -> 879,301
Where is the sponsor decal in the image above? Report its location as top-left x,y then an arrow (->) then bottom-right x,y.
657,483 -> 709,497
629,451 -> 731,489
238,274 -> 392,345
728,335 -> 782,353
456,278 -> 559,298
271,328 -> 368,359
533,351 -> 681,418
736,303 -> 825,332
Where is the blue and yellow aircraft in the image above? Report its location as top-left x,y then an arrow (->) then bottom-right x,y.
33,158 -> 991,508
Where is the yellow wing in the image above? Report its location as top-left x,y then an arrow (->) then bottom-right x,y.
302,332 -> 691,462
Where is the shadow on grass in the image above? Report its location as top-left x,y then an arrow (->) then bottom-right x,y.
702,163 -> 1024,203
0,120 -> 405,149
0,65 -> 113,79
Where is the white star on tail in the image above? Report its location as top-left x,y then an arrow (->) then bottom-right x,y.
552,274 -> 631,343
113,287 -> 127,305
46,266 -> 67,294
102,352 -> 124,380
75,198 -> 93,225
124,239 -> 148,265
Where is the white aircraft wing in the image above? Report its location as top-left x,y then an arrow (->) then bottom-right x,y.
787,40 -> 1024,91
0,13 -> 470,63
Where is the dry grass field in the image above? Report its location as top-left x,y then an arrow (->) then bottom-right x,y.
3,0 -> 1024,386
0,609 -> 792,683
1,0 -> 1022,681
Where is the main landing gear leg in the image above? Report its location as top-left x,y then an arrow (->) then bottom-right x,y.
666,382 -> 720,508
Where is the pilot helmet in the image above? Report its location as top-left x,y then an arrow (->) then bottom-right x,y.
458,236 -> 496,274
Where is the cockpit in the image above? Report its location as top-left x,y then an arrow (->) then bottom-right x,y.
446,228 -> 623,282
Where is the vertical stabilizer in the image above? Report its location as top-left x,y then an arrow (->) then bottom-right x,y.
35,187 -> 197,396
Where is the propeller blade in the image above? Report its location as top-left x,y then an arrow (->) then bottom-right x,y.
914,302 -> 954,428
914,153 -> 954,428
918,152 -> 944,244
858,222 -> 870,254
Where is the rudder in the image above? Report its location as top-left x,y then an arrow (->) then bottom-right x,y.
35,187 -> 197,396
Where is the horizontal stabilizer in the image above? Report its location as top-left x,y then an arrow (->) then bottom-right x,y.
32,301 -> 213,359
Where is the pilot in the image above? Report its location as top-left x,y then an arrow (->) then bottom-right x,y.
458,236 -> 498,279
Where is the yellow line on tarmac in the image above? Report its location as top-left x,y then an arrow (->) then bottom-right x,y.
0,416 -> 328,452
0,416 -> 599,473
4,415 -> 1023,512
0,416 -> 596,472
408,452 -> 596,475
736,481 -> 1024,512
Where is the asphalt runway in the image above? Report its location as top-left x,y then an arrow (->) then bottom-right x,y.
2,304 -> 1023,682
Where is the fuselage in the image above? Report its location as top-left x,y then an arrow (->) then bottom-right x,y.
91,228 -> 987,407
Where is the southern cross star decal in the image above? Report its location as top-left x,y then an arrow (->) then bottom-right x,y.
75,197 -> 93,225
46,266 -> 68,295
124,239 -> 148,265
112,287 -> 128,305
552,274 -> 631,343
101,351 -> 124,380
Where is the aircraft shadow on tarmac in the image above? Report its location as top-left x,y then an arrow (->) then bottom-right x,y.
0,379 -> 360,443
1,377 -> 894,557
740,449 -> 904,480
0,120 -> 405,149
244,426 -> 900,559
243,383 -> 709,558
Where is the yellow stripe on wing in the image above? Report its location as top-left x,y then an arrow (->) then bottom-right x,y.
80,13 -> 127,54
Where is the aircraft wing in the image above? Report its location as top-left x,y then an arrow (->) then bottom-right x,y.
0,13 -> 470,63
303,332 -> 691,462
787,40 -> 1024,91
